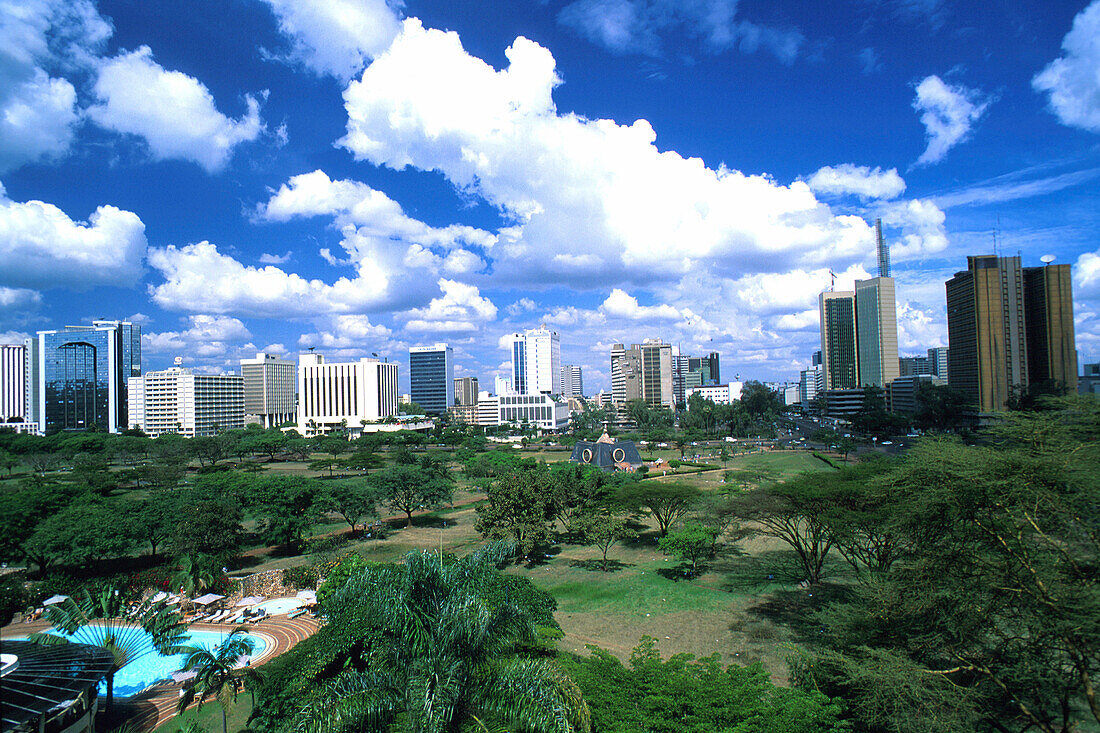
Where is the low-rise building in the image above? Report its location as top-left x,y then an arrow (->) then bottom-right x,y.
297,353 -> 399,437
686,382 -> 744,404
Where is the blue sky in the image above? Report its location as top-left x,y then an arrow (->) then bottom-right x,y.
2,0 -> 1099,394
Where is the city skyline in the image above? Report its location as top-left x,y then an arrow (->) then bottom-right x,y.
2,1 -> 1099,394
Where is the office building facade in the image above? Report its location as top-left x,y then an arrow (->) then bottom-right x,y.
686,382 -> 744,405
946,256 -> 1076,412
928,347 -> 949,381
495,393 -> 570,432
508,327 -> 561,395
35,320 -> 141,433
611,340 -> 674,410
899,356 -> 932,377
854,277 -> 900,388
240,353 -> 296,428
799,366 -> 824,411
128,368 -> 244,437
454,376 -> 479,406
297,353 -> 399,437
409,344 -> 454,414
559,365 -> 583,399
671,350 -> 720,405
1,343 -> 25,421
819,291 -> 859,390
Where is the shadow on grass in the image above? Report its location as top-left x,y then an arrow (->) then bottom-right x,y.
406,513 -> 459,529
656,564 -> 702,581
568,558 -> 632,573
523,545 -> 562,568
745,582 -> 852,644
720,550 -> 823,592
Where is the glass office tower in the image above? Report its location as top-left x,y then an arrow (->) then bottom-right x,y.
409,344 -> 454,415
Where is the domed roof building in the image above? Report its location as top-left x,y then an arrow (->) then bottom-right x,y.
569,432 -> 643,472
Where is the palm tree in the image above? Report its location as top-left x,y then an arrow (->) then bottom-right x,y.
172,553 -> 220,598
291,544 -> 589,732
176,629 -> 256,733
32,586 -> 188,711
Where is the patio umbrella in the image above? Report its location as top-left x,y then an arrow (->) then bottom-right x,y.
295,590 -> 317,603
192,593 -> 225,606
236,596 -> 265,607
43,595 -> 69,606
150,591 -> 170,603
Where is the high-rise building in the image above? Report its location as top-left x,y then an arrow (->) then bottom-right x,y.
899,356 -> 932,377
559,365 -> 583,399
454,376 -> 479,406
799,366 -> 824,411
610,340 -> 674,410
297,353 -> 399,437
671,350 -> 720,406
409,344 -> 454,414
35,320 -> 141,433
494,375 -> 514,397
819,291 -> 859,390
928,347 -> 949,381
128,368 -> 244,437
1,343 -> 25,421
508,326 -> 561,395
240,353 -> 296,428
854,277 -> 900,388
946,256 -> 1076,412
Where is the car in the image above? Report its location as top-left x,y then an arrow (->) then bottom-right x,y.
881,440 -> 893,446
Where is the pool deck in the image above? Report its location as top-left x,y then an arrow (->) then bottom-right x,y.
2,614 -> 320,731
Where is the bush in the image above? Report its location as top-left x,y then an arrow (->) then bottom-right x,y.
0,573 -> 28,624
282,565 -> 319,590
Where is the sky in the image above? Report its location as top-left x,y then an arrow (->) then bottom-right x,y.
2,0 -> 1100,394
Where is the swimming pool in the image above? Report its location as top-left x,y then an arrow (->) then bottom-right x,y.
253,597 -> 304,616
17,626 -> 267,697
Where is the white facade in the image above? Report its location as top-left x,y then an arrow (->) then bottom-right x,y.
686,382 -> 744,405
476,394 -> 500,427
559,365 -> 583,399
509,326 -> 561,396
240,353 -> 296,428
0,343 -> 26,421
297,353 -> 399,437
800,367 -> 825,411
128,368 -> 244,437
485,393 -> 570,432
495,375 -> 515,396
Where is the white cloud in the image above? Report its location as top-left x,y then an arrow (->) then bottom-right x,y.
557,0 -> 803,63
857,47 -> 881,75
932,167 -> 1100,209
912,75 -> 991,166
0,182 -> 146,289
1074,248 -> 1100,301
896,301 -> 945,352
143,315 -> 253,359
258,251 -> 293,264
807,164 -> 906,200
874,198 -> 949,260
600,289 -> 681,320
89,46 -> 264,173
340,20 -> 875,288
0,0 -> 111,172
401,278 -> 497,332
1033,0 -> 1100,133
259,0 -> 402,81
298,314 -> 392,350
0,286 -> 41,309
505,297 -> 538,316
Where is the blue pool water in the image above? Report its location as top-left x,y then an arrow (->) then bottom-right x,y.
19,626 -> 266,697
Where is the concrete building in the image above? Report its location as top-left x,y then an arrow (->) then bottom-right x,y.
671,350 -> 720,405
476,393 -> 500,427
928,347 -> 949,381
799,366 -> 824,412
899,356 -> 932,377
887,374 -> 944,414
128,367 -> 244,437
454,376 -> 479,406
1,343 -> 26,422
686,382 -> 744,404
494,375 -> 514,397
240,353 -> 295,428
495,393 -> 570,432
559,365 -> 583,399
824,388 -> 867,419
508,326 -> 561,396
946,256 -> 1077,412
409,344 -> 454,415
297,353 -> 399,437
611,340 -> 674,410
1080,363 -> 1100,396
819,291 -> 859,390
34,320 -> 141,434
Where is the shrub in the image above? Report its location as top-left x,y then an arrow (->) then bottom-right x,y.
282,565 -> 319,590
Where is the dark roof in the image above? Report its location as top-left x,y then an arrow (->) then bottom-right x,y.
1,640 -> 114,732
569,439 -> 643,472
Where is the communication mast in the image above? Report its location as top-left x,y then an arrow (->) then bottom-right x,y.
875,218 -> 891,278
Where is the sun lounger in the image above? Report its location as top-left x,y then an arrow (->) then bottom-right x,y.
287,608 -> 307,619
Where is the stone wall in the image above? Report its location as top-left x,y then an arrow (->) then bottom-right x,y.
228,569 -> 298,602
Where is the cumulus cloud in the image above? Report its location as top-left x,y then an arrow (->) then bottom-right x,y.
401,279 -> 497,332
912,75 -> 991,166
1033,0 -> 1100,133
558,0 -> 803,63
807,164 -> 906,200
298,314 -> 392,350
600,289 -> 681,320
89,46 -> 265,172
875,198 -> 949,259
340,20 -> 875,288
896,301 -> 945,352
0,0 -> 111,172
1075,248 -> 1100,301
143,315 -> 254,359
0,182 -> 146,289
259,0 -> 402,81
0,287 -> 43,309
258,251 -> 292,264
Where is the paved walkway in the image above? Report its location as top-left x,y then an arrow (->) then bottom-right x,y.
2,614 -> 319,731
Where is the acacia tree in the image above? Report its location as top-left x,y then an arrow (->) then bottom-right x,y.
617,482 -> 702,537
475,464 -> 556,557
658,522 -> 718,577
323,481 -> 380,535
372,464 -> 452,528
575,510 -> 636,571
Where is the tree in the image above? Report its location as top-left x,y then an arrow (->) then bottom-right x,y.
730,474 -> 834,584
913,382 -> 973,433
252,545 -> 589,733
617,482 -> 702,537
575,510 -> 636,571
128,493 -> 181,558
371,464 -> 453,528
560,637 -> 845,733
173,492 -> 244,558
475,464 -> 556,557
658,522 -> 717,576
25,500 -> 135,567
0,449 -> 17,475
324,481 -> 380,535
176,629 -> 257,733
0,478 -> 77,574
171,552 -> 222,597
244,475 -> 324,550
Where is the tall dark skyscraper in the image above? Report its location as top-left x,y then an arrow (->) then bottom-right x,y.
946,256 -> 1076,412
409,344 -> 454,415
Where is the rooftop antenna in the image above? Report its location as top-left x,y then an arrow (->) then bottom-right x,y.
308,346 -> 316,353
829,269 -> 836,291
993,215 -> 1000,257
1040,254 -> 1056,266
875,218 -> 890,278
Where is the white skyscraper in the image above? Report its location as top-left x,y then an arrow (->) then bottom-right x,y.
240,353 -> 296,428
508,326 -> 561,396
560,365 -> 583,399
1,343 -> 26,421
128,368 -> 244,437
297,353 -> 399,437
